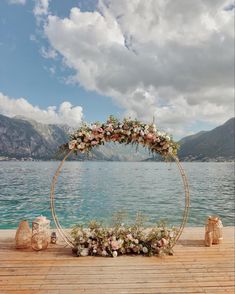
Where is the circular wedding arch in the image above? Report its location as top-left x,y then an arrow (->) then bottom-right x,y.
50,117 -> 190,249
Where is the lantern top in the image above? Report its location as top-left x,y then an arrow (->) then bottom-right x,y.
33,215 -> 50,224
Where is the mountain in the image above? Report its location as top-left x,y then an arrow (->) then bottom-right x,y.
0,114 -> 149,161
179,131 -> 207,145
178,118 -> 235,161
0,114 -> 68,159
0,114 -> 234,161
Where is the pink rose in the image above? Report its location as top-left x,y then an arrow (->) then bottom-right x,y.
146,133 -> 153,140
111,134 -> 119,141
161,238 -> 168,246
127,234 -> 134,241
111,240 -> 120,250
97,127 -> 104,133
91,141 -> 98,146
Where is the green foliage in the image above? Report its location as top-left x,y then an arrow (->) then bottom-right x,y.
112,211 -> 128,228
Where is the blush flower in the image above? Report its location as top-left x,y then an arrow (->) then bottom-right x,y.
111,240 -> 120,250
91,141 -> 98,146
146,133 -> 153,140
68,140 -> 77,150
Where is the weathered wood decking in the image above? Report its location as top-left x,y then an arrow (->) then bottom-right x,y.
0,227 -> 234,294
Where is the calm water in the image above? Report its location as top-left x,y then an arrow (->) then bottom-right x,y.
0,161 -> 234,229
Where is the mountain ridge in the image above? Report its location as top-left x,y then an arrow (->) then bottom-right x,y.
0,114 -> 149,161
0,114 -> 234,161
178,117 -> 234,161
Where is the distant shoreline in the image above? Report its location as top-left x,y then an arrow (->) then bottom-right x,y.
0,157 -> 234,163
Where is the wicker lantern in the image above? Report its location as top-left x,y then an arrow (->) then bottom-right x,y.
205,216 -> 223,246
31,216 -> 50,251
31,232 -> 49,251
32,215 -> 50,241
15,220 -> 32,249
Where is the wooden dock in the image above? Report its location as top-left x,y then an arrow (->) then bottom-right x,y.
0,227 -> 234,294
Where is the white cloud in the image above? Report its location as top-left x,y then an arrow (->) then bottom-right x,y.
49,66 -> 55,75
42,0 -> 234,136
33,0 -> 49,16
8,0 -> 26,5
0,92 -> 83,127
40,46 -> 57,59
30,34 -> 38,42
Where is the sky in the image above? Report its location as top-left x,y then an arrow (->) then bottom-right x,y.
0,0 -> 234,138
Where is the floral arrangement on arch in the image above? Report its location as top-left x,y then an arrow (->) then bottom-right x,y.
60,116 -> 179,157
71,213 -> 178,258
59,117 -> 180,257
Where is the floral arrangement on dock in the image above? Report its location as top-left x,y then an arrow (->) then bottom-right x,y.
71,213 -> 178,257
60,116 -> 178,157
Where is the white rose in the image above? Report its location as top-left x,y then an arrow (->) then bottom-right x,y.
143,247 -> 148,253
68,140 -> 77,150
166,135 -> 170,141
80,248 -> 89,257
112,251 -> 118,258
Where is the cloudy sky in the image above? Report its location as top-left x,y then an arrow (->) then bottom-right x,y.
0,0 -> 234,138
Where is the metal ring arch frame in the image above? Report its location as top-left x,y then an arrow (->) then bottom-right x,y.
50,149 -> 190,249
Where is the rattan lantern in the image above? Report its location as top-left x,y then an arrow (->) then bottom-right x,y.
15,220 -> 32,249
31,216 -> 50,250
31,232 -> 49,251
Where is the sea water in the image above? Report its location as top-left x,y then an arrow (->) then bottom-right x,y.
0,161 -> 234,229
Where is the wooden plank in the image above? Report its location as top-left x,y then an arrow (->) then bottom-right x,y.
0,227 -> 234,294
